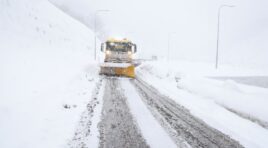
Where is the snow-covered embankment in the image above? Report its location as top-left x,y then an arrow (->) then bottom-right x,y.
137,60 -> 268,148
0,0 -> 98,147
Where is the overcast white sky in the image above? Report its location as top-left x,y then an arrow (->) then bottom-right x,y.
50,0 -> 268,68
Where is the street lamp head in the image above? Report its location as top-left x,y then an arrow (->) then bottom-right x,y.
220,4 -> 236,8
228,5 -> 236,7
97,9 -> 111,12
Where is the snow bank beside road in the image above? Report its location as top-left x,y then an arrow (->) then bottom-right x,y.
0,0 -> 98,147
178,76 -> 268,126
139,60 -> 268,125
137,61 -> 268,147
143,60 -> 268,77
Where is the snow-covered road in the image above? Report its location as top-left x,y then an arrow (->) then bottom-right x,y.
133,78 -> 242,148
98,78 -> 149,148
69,76 -> 243,148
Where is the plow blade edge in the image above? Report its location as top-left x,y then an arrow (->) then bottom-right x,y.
100,63 -> 135,78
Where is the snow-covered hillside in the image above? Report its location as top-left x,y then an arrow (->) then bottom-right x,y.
0,0 -> 99,147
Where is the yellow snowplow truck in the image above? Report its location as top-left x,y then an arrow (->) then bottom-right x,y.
99,38 -> 137,78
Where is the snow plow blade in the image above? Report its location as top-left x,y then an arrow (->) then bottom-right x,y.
99,63 -> 135,78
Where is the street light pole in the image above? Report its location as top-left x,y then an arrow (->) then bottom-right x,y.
216,5 -> 235,69
94,9 -> 110,61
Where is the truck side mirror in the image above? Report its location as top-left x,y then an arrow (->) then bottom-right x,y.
133,44 -> 137,53
101,43 -> 105,52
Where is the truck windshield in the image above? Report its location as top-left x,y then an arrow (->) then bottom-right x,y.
106,42 -> 131,52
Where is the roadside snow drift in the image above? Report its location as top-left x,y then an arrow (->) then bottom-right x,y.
0,0 -> 98,147
137,60 -> 268,148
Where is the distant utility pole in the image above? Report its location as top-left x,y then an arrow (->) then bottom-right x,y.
94,9 -> 110,61
215,5 -> 235,69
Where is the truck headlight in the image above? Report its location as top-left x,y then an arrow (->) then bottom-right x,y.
128,51 -> 132,58
106,50 -> 111,55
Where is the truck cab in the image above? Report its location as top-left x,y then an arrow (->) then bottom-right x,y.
101,38 -> 137,63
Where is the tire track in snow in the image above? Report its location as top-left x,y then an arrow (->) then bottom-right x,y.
68,78 -> 104,148
133,78 -> 243,148
121,79 -> 178,148
98,77 -> 149,148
